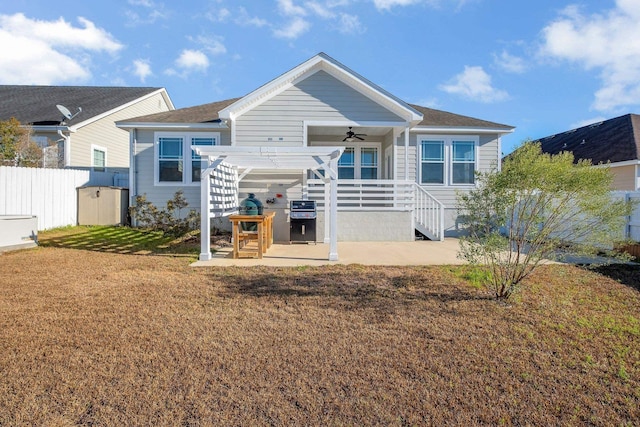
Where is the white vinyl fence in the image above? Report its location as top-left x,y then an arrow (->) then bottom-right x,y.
0,166 -> 128,230
620,191 -> 640,241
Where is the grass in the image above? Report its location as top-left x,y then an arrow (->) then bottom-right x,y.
0,227 -> 639,425
38,225 -> 201,258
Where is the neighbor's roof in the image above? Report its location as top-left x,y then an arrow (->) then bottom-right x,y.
118,98 -> 240,124
118,98 -> 513,131
0,85 -> 170,127
536,113 -> 640,164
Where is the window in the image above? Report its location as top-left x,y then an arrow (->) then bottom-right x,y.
91,145 -> 106,172
452,140 -> 475,184
191,137 -> 216,182
155,132 -> 219,185
419,135 -> 478,186
420,140 -> 444,184
338,147 -> 355,179
336,144 -> 380,179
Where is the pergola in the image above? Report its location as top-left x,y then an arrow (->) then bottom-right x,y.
193,145 -> 345,262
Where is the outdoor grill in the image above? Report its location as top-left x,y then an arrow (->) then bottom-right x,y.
289,200 -> 317,243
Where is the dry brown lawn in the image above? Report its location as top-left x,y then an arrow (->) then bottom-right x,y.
1,235 -> 639,425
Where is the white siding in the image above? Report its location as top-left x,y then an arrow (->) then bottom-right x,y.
235,70 -> 403,146
71,92 -> 172,169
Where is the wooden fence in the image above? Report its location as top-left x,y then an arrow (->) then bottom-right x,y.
0,166 -> 128,230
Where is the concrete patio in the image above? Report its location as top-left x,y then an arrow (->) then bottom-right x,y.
192,238 -> 465,267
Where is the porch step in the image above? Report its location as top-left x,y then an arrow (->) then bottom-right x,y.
415,223 -> 439,241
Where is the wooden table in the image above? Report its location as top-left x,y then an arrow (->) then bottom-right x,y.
229,212 -> 275,259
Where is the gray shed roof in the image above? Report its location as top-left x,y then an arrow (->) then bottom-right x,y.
0,85 -> 166,126
410,104 -> 513,129
536,113 -> 640,164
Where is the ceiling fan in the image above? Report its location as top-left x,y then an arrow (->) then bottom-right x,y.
343,127 -> 366,142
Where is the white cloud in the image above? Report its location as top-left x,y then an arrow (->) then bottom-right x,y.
278,0 -> 308,16
191,35 -> 227,56
539,0 -> 640,112
206,8 -> 231,22
493,50 -> 526,74
235,7 -> 269,27
337,13 -> 365,34
133,59 -> 152,83
373,0 -> 423,11
273,16 -> 311,39
175,49 -> 209,71
306,1 -> 336,18
440,66 -> 509,103
0,13 -> 123,84
125,0 -> 168,25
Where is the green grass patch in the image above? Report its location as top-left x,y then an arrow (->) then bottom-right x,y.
449,265 -> 493,289
38,225 -> 200,257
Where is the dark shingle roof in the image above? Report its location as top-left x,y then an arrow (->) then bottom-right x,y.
120,98 -> 513,132
536,114 -> 640,164
410,104 -> 513,129
120,98 -> 240,124
0,85 -> 164,126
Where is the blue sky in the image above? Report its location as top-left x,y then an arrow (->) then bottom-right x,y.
1,0 -> 639,154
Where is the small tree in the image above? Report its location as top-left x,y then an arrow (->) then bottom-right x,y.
0,118 -> 43,167
458,141 -> 634,300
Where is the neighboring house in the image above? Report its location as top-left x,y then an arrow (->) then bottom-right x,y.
536,113 -> 640,191
116,53 -> 513,259
0,85 -> 174,172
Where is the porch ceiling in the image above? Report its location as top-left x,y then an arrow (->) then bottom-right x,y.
308,125 -> 391,137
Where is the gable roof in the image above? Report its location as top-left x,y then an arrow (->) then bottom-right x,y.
118,98 -> 239,125
219,52 -> 424,125
537,114 -> 640,164
0,85 -> 173,128
410,104 -> 513,130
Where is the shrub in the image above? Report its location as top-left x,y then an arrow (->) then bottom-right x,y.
129,190 -> 200,236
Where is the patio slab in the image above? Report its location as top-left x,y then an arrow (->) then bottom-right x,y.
191,238 -> 466,267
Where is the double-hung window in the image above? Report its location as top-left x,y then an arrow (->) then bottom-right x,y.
155,132 -> 219,185
91,144 -> 107,172
419,135 -> 478,186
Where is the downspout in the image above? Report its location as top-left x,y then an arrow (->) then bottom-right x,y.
129,129 -> 137,226
57,129 -> 71,167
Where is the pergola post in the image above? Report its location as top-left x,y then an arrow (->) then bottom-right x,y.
199,167 -> 212,261
328,158 -> 338,261
323,178 -> 330,244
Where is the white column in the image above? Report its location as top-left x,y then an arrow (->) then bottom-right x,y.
328,158 -> 338,261
199,165 -> 212,261
323,177 -> 330,244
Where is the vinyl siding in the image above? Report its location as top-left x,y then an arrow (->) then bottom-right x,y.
234,70 -> 404,146
70,92 -> 171,169
611,164 -> 638,191
133,127 -> 232,213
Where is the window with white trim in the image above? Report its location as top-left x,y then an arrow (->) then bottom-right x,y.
337,143 -> 380,179
155,132 -> 219,185
419,135 -> 478,186
91,145 -> 106,172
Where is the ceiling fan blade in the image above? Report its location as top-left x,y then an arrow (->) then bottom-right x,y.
355,135 -> 364,140
342,136 -> 349,142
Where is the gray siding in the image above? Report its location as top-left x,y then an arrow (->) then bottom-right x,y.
132,128 -> 231,214
235,70 -> 404,146
71,92 -> 172,169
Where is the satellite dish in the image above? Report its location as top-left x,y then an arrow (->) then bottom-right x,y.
56,104 -> 82,122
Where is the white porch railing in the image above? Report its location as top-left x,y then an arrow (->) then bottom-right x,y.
307,179 -> 414,210
306,179 -> 445,240
413,184 -> 445,241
